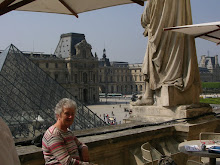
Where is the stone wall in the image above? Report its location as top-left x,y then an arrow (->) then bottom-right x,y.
17,117 -> 220,165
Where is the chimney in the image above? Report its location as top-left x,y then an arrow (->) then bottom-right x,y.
215,55 -> 219,67
199,55 -> 206,68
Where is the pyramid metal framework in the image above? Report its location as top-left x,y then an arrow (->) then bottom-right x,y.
0,44 -> 106,139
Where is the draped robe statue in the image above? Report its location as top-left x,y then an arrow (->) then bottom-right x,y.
131,0 -> 201,106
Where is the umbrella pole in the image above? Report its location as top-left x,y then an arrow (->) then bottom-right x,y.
131,0 -> 144,6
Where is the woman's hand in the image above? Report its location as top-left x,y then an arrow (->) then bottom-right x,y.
81,146 -> 90,162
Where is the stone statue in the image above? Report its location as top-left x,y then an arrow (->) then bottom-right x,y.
131,0 -> 201,106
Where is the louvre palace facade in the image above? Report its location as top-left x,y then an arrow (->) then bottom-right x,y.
3,33 -> 219,104
20,33 -> 145,104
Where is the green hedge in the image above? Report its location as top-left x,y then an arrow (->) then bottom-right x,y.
202,82 -> 220,89
200,97 -> 220,104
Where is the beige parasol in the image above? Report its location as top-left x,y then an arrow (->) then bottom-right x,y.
0,0 -> 146,17
164,21 -> 220,45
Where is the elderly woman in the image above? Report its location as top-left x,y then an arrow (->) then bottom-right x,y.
42,98 -> 93,165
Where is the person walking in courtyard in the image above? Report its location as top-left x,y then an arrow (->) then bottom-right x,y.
42,98 -> 95,165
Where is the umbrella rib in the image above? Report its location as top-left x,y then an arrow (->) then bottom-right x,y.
131,0 -> 144,6
195,27 -> 220,38
59,0 -> 78,18
204,34 -> 220,41
0,0 -> 15,9
0,0 -> 35,16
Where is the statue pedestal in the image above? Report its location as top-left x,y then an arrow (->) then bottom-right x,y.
155,84 -> 201,106
127,103 -> 214,124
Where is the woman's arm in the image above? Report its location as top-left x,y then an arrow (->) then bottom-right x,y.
74,136 -> 90,162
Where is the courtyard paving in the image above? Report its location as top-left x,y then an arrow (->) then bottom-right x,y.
87,96 -> 132,125
87,95 -> 220,125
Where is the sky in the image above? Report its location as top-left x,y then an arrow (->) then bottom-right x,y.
0,0 -> 220,64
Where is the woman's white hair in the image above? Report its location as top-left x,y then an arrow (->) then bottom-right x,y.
54,98 -> 77,119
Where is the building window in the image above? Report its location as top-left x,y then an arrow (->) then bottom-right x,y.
55,63 -> 58,68
55,74 -> 58,81
131,85 -> 133,92
83,72 -> 87,83
111,86 -> 114,93
65,63 -> 68,68
140,76 -> 142,81
93,74 -> 96,83
82,49 -> 86,58
140,85 -> 143,91
65,74 -> 68,82
46,63 -> 49,68
75,74 -> 77,83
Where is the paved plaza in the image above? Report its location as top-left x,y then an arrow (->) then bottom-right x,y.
87,95 -> 220,125
87,96 -> 133,125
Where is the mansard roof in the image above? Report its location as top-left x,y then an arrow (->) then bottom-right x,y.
54,33 -> 85,58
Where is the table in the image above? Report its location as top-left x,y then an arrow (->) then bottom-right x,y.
179,140 -> 220,165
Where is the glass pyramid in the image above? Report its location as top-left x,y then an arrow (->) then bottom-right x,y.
0,44 -> 106,139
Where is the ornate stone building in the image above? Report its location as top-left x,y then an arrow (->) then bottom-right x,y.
2,33 -> 219,104
26,33 -> 100,104
199,55 -> 220,82
22,32 -> 145,104
98,49 -> 145,95
12,32 -> 220,104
